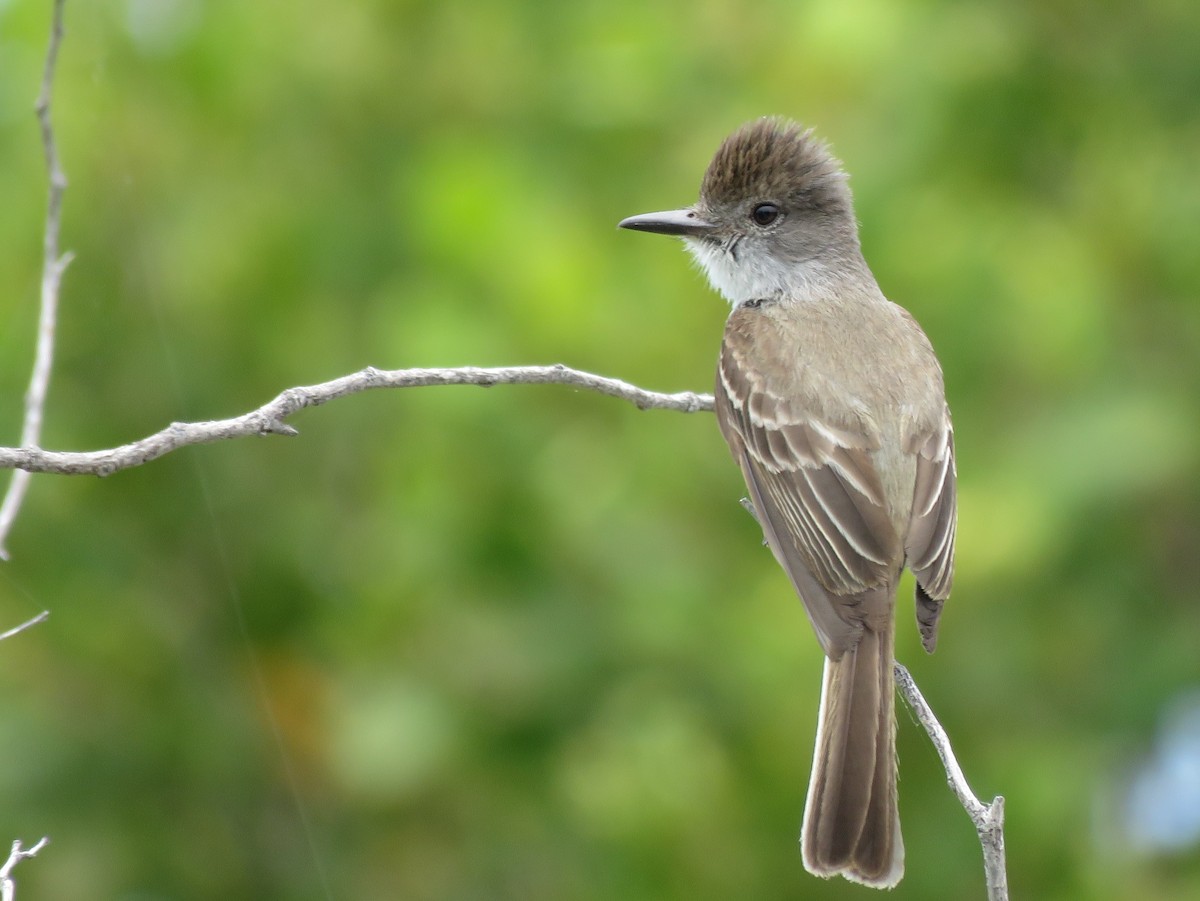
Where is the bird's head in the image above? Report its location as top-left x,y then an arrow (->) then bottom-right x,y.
619,118 -> 862,305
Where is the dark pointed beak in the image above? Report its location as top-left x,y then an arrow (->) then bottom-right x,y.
617,208 -> 715,237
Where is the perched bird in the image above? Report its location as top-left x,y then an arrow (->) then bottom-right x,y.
619,118 -> 956,888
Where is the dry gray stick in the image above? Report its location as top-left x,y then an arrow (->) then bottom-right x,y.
0,0 -> 73,559
0,365 -> 714,477
895,662 -> 1008,899
0,838 -> 49,901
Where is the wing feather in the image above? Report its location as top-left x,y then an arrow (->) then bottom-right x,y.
904,413 -> 957,651
716,341 -> 902,659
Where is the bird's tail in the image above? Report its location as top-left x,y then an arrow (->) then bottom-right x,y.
801,619 -> 903,888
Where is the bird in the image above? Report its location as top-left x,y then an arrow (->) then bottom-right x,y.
618,117 -> 956,888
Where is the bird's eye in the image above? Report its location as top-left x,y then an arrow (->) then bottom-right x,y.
751,203 -> 780,226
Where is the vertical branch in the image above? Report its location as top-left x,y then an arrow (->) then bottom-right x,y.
0,0 -> 74,559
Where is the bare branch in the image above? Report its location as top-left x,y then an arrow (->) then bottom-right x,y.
0,365 -> 714,477
0,838 -> 49,901
0,611 -> 49,643
894,662 -> 1008,900
0,0 -> 73,558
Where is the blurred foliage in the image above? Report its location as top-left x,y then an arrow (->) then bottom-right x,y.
0,0 -> 1198,898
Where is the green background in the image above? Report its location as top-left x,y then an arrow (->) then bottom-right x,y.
1,0 -> 1198,898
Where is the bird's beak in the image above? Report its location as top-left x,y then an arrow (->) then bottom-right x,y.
618,208 -> 716,237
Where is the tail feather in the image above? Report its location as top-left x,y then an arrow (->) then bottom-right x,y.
801,621 -> 902,888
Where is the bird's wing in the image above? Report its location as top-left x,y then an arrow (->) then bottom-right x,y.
716,337 -> 901,660
903,413 -> 956,652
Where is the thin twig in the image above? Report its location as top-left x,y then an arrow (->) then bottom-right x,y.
895,662 -> 1008,900
0,611 -> 49,642
0,838 -> 49,901
0,0 -> 73,558
0,365 -> 714,477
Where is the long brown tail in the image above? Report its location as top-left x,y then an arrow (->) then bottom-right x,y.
801,619 -> 903,888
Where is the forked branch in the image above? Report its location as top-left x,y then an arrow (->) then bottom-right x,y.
895,663 -> 1008,899
0,838 -> 49,901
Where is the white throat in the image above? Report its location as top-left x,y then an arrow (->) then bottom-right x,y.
684,237 -> 838,307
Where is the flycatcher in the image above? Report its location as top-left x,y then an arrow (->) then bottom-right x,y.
619,118 -> 956,888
